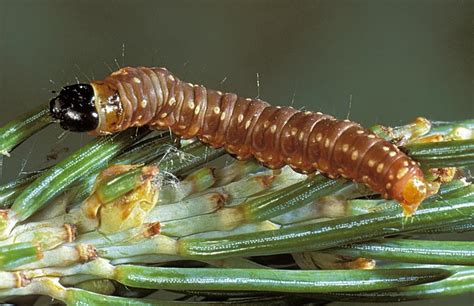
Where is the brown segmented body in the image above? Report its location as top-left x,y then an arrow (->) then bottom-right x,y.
90,66 -> 427,214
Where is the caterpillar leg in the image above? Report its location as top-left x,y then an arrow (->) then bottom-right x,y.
400,176 -> 427,216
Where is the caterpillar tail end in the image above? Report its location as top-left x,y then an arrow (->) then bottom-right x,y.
400,176 -> 428,217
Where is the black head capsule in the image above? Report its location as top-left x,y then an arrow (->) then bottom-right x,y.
50,84 -> 98,132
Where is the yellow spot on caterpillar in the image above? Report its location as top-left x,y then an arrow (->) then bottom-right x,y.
298,132 -> 305,141
316,133 -> 323,141
342,144 -> 349,152
388,174 -> 394,180
194,105 -> 200,115
216,91 -> 223,95
188,101 -> 195,109
140,99 -> 148,108
133,77 -> 141,84
245,120 -> 251,129
160,113 -> 167,118
238,114 -> 244,123
168,75 -> 175,81
324,138 -> 330,148
213,107 -> 220,114
168,98 -> 176,106
220,112 -> 226,120
351,150 -> 359,160
356,130 -> 364,134
362,175 -> 369,182
291,128 -> 298,136
376,163 -> 384,173
386,183 -> 392,189
383,146 -> 390,152
264,121 -> 270,128
368,134 -> 376,138
368,160 -> 375,167
389,151 -> 397,157
397,167 -> 409,179
270,125 -> 277,133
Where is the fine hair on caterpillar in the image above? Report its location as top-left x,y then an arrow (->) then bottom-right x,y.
50,66 -> 429,216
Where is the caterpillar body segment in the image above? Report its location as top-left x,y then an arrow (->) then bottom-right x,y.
50,66 -> 428,216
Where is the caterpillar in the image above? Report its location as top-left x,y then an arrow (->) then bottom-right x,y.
50,66 -> 428,216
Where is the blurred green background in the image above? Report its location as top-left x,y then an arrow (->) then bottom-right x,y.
0,0 -> 472,305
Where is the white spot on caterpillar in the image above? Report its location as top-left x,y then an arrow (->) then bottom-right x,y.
342,144 -> 349,152
133,77 -> 141,84
389,151 -> 396,157
168,75 -> 175,81
316,112 -> 323,115
220,112 -> 226,120
351,150 -> 359,160
216,91 -> 223,95
396,167 -> 409,179
368,134 -> 376,138
188,101 -> 195,109
213,107 -> 220,114
245,98 -> 252,101
238,114 -> 244,123
264,121 -> 270,128
305,111 -> 312,115
376,163 -> 384,173
383,146 -> 390,152
356,130 -> 364,134
140,99 -> 148,108
160,113 -> 167,118
194,105 -> 200,115
291,128 -> 298,136
368,159 -> 375,167
324,138 -> 330,148
316,133 -> 323,142
168,98 -> 176,106
403,161 -> 409,166
270,125 -> 277,133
